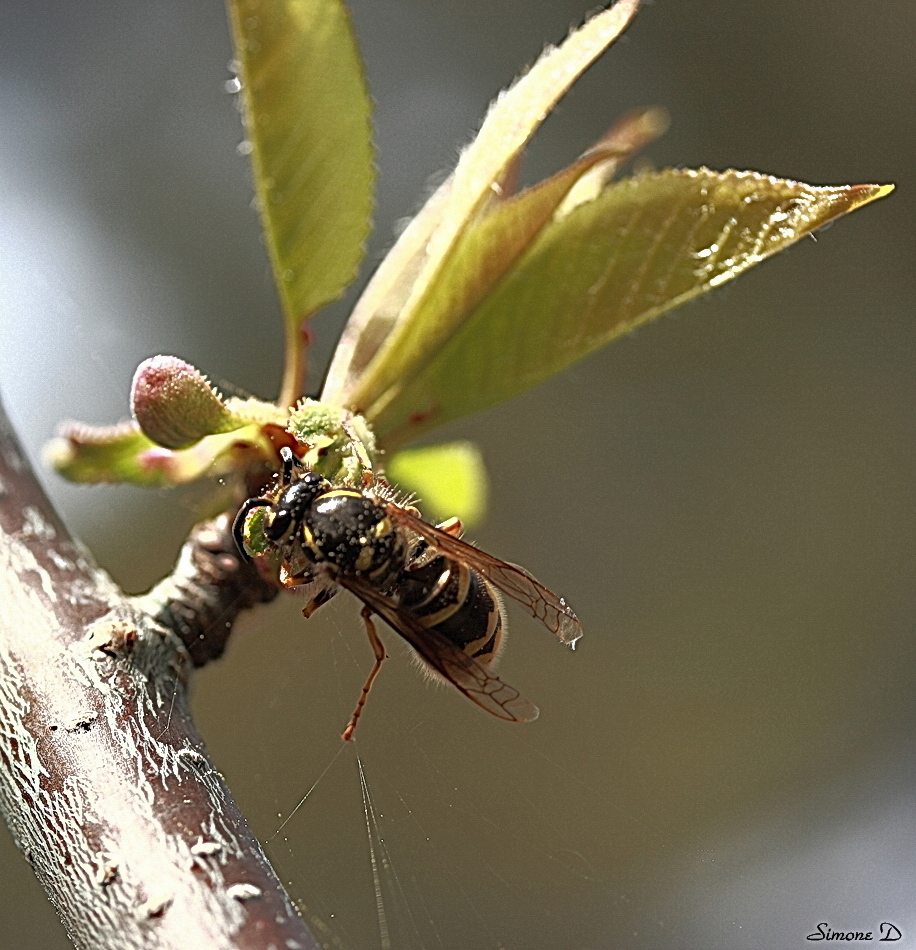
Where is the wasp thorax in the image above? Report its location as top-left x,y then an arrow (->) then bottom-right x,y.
306,491 -> 399,575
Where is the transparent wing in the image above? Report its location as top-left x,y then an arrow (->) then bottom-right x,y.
341,575 -> 539,723
383,503 -> 583,645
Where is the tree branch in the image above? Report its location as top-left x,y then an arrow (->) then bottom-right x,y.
134,514 -> 278,668
0,395 -> 316,950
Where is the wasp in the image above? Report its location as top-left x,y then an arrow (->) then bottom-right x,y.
233,446 -> 582,740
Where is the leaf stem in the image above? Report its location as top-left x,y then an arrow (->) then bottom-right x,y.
279,317 -> 311,408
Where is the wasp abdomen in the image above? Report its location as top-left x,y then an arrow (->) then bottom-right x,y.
398,555 -> 504,666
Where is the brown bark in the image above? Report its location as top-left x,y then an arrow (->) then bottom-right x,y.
0,396 -> 317,950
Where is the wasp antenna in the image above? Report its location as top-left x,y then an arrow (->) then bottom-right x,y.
279,446 -> 295,481
232,497 -> 271,560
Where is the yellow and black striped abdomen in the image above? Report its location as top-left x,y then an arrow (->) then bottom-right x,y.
397,554 -> 504,667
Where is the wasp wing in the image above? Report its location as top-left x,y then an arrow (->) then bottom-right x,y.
341,575 -> 539,723
383,503 -> 583,645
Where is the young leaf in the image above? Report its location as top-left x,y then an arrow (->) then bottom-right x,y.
334,0 -> 640,412
47,421 -> 162,485
46,421 -> 259,487
324,108 -> 666,411
321,173 -> 455,407
366,170 -> 892,445
226,0 -> 374,330
286,399 -> 378,484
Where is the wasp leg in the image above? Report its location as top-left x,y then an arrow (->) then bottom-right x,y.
436,517 -> 463,537
301,586 -> 337,619
342,606 -> 388,742
404,517 -> 462,574
279,565 -> 307,587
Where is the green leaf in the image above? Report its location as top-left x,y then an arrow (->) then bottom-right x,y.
226,0 -> 374,329
386,441 -> 488,528
326,0 -> 640,411
47,419 -> 267,487
366,170 -> 893,445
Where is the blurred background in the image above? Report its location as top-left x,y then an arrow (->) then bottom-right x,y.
1,0 -> 914,947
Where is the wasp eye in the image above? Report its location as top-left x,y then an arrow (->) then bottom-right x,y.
265,508 -> 293,543
265,472 -> 328,544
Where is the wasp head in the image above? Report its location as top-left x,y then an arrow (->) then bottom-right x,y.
266,472 -> 328,544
